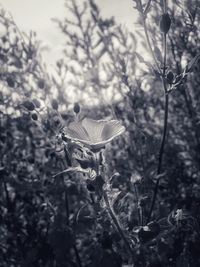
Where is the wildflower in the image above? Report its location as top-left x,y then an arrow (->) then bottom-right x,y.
63,117 -> 125,150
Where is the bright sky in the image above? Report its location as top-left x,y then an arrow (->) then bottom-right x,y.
0,0 -> 137,67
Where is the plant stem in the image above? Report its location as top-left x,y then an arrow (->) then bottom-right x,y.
147,92 -> 169,223
102,190 -> 134,260
134,184 -> 141,225
65,189 -> 70,226
139,3 -> 170,223
146,32 -> 169,223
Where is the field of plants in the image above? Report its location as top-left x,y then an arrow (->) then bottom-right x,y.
0,0 -> 200,266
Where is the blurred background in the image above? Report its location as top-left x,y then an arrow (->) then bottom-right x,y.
0,0 -> 137,68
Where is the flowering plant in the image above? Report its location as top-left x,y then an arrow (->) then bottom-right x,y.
63,117 -> 125,150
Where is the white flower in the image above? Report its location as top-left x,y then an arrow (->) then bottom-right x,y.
63,117 -> 125,149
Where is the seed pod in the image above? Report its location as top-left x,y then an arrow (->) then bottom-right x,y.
37,79 -> 45,89
160,13 -> 171,34
61,113 -> 69,120
51,99 -> 59,110
23,100 -> 35,111
31,113 -> 38,121
6,77 -> 15,88
73,102 -> 80,114
166,71 -> 174,84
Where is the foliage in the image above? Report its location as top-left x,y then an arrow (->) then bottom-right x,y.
0,0 -> 200,266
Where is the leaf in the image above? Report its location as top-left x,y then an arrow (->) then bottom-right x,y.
185,53 -> 200,73
52,166 -> 96,178
109,189 -> 122,206
135,52 -> 152,69
154,46 -> 162,63
76,204 -> 95,226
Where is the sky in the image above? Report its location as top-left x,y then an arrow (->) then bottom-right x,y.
0,0 -> 137,68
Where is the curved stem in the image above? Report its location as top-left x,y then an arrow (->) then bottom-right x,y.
102,190 -> 134,260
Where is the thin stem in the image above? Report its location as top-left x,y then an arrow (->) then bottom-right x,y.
147,92 -> 169,223
3,179 -> 11,212
163,0 -> 167,13
102,190 -> 134,260
134,184 -> 141,225
140,205 -> 144,226
65,189 -> 70,226
146,32 -> 169,223
157,94 -> 168,174
163,34 -> 167,83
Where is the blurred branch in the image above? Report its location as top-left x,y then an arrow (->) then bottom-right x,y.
138,0 -> 161,74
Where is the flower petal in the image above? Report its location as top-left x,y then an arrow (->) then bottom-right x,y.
66,121 -> 90,141
81,118 -> 105,142
102,120 -> 125,140
63,118 -> 125,150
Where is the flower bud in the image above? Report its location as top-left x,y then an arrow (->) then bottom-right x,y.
31,113 -> 38,121
166,71 -> 174,84
73,102 -> 80,114
23,100 -> 35,111
51,99 -> 59,110
37,79 -> 45,89
6,77 -> 15,88
160,13 -> 171,34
